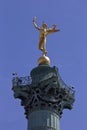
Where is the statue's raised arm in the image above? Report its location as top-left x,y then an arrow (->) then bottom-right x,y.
33,17 -> 41,30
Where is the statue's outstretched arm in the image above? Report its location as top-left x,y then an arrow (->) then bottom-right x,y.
46,24 -> 60,35
33,17 -> 41,30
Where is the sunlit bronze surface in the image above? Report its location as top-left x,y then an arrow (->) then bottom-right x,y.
33,17 -> 60,55
38,55 -> 50,65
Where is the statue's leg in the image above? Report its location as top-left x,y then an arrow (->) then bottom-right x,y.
38,37 -> 44,51
43,39 -> 47,55
43,46 -> 47,55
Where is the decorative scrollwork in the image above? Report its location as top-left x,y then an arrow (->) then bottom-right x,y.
12,66 -> 75,118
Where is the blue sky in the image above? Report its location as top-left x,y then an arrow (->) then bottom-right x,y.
0,0 -> 87,130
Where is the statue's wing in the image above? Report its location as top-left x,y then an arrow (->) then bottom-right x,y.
46,29 -> 60,35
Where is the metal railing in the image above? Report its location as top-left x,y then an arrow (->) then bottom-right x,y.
12,76 -> 32,87
12,73 -> 75,96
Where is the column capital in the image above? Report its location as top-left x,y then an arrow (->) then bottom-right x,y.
12,65 -> 75,118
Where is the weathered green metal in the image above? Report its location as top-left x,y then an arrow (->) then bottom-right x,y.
12,64 -> 75,119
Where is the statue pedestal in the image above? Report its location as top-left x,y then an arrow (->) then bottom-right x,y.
38,55 -> 50,65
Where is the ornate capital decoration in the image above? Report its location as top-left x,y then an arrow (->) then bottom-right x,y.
12,65 -> 75,119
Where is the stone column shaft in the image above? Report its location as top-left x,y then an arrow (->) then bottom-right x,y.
28,110 -> 60,130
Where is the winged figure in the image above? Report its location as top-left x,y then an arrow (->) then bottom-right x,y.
33,17 -> 60,55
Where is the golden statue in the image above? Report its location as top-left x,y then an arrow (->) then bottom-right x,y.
33,17 -> 60,55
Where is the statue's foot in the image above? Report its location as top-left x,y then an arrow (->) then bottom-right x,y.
45,51 -> 47,55
43,51 -> 47,56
